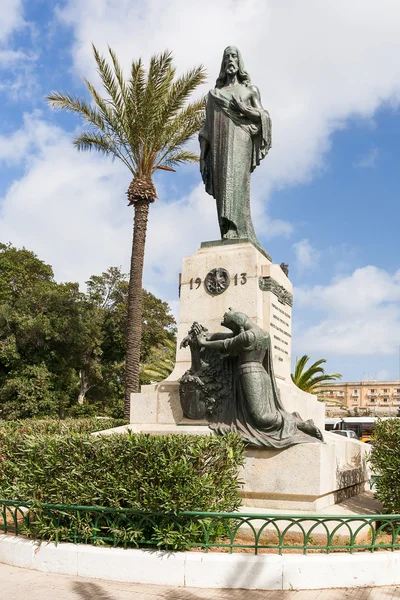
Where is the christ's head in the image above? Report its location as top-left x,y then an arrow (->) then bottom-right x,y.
215,46 -> 251,88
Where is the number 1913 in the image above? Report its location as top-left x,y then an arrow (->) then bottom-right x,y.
189,272 -> 247,289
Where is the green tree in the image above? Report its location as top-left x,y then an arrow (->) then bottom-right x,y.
0,244 -> 104,418
85,267 -> 176,415
0,246 -> 176,419
0,242 -> 53,304
47,46 -> 206,418
291,355 -> 342,395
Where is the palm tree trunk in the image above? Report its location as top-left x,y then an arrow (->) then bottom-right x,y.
124,199 -> 150,419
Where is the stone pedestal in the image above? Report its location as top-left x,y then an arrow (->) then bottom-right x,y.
126,240 -> 370,511
240,432 -> 370,511
171,239 -> 293,382
133,239 -> 324,432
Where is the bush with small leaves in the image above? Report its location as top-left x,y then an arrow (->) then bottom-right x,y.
0,420 -> 244,550
369,418 -> 400,513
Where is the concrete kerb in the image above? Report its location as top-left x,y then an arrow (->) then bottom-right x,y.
1,535 -> 400,590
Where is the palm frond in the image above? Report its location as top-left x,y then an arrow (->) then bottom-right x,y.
48,47 -> 207,181
140,52 -> 176,169
144,51 -> 175,115
46,92 -> 106,131
157,150 -> 199,171
152,100 -> 205,170
82,76 -> 136,173
293,355 -> 312,381
127,58 -> 146,167
92,44 -> 125,115
108,46 -> 129,107
291,354 -> 341,393
304,374 -> 343,391
295,365 -> 326,388
73,131 -> 116,155
160,65 -> 207,122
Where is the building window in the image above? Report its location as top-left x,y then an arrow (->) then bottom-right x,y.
353,389 -> 358,394
353,399 -> 358,403
383,398 -> 388,402
370,399 -> 375,403
370,389 -> 375,393
383,389 -> 388,393
396,389 -> 400,393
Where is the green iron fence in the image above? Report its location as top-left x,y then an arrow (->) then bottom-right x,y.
1,499 -> 400,554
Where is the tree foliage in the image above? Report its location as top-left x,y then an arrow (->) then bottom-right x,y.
47,47 -> 206,177
369,418 -> 400,513
0,244 -> 176,419
291,355 -> 342,394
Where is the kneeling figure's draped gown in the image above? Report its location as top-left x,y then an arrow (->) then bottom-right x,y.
209,325 -> 320,448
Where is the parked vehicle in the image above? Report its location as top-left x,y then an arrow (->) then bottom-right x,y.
325,416 -> 398,443
331,429 -> 359,440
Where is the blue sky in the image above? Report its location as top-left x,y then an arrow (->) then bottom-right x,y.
1,0 -> 400,382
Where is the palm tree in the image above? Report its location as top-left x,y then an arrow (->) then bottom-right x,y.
141,338 -> 175,383
291,355 -> 342,396
47,46 -> 206,419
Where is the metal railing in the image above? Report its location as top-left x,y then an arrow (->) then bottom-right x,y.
1,499 -> 399,555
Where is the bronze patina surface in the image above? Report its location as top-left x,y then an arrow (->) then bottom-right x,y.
199,46 -> 271,246
179,310 -> 323,448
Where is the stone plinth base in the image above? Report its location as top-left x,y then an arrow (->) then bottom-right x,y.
240,431 -> 370,511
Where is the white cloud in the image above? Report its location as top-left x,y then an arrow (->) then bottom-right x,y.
0,0 -> 24,42
294,266 -> 400,355
354,147 -> 379,168
57,0 -> 400,197
293,239 -> 319,273
0,1 -> 38,100
0,113 -> 131,285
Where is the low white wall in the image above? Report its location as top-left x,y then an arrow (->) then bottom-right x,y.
1,535 -> 400,590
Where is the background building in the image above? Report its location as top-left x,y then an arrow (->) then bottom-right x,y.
316,381 -> 400,417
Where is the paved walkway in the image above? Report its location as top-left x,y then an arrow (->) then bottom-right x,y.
1,563 -> 400,599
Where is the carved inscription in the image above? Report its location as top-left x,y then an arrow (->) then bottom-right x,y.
274,345 -> 289,356
270,322 -> 292,338
273,334 -> 289,346
271,302 -> 291,320
187,271 -> 248,294
272,314 -> 289,328
259,276 -> 293,307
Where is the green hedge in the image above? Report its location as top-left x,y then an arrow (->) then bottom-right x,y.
0,429 -> 243,511
369,418 -> 400,513
0,417 -> 127,436
0,422 -> 244,549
